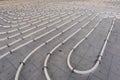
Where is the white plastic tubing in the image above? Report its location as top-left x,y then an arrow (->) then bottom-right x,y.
0,11 -> 76,60
43,14 -> 99,80
15,11 -> 86,80
67,17 -> 115,75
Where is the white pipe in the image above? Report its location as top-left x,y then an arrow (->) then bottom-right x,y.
0,11 -> 74,50
67,17 -> 115,75
43,14 -> 98,80
15,11 -> 89,80
0,11 -> 66,38
0,11 -> 82,60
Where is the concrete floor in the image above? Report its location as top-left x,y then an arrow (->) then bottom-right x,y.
0,1 -> 120,80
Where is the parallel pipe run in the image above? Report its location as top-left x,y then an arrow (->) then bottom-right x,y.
15,11 -> 87,80
0,12 -> 55,33
43,14 -> 99,80
0,11 -> 69,41
0,11 -> 81,60
0,10 -> 44,26
0,11 -> 77,48
67,17 -> 115,75
5,9 -> 71,30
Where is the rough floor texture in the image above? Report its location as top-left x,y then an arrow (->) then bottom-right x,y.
0,1 -> 120,80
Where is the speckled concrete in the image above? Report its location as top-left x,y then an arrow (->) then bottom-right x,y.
0,1 -> 120,80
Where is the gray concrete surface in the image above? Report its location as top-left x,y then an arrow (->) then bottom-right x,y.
0,1 -> 120,80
